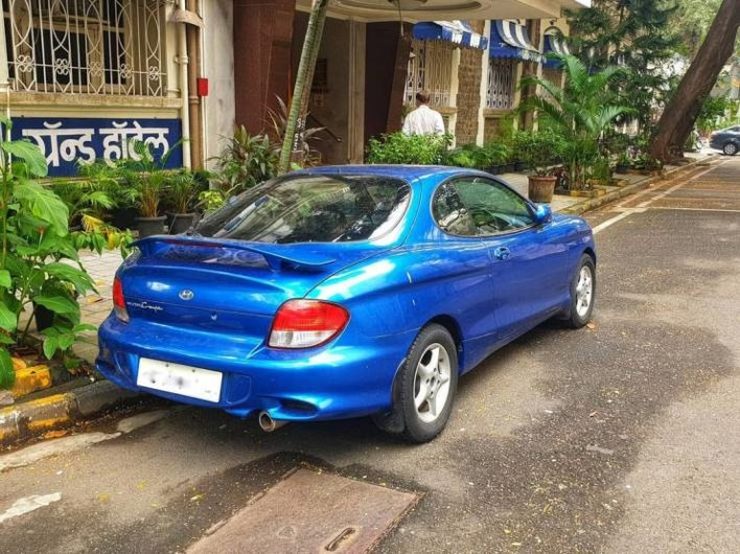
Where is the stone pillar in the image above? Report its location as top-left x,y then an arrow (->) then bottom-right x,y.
518,19 -> 542,131
454,21 -> 486,145
233,0 -> 295,135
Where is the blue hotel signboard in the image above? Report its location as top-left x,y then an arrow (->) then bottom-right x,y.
9,117 -> 183,177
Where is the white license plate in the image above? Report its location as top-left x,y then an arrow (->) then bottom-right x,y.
137,358 -> 223,403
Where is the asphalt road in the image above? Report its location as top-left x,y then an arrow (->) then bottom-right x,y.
1,157 -> 739,554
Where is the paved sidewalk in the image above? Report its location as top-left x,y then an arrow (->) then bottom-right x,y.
73,250 -> 123,362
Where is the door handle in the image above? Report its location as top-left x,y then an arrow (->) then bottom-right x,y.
493,246 -> 511,260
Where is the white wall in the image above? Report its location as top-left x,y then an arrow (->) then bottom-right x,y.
202,0 -> 235,167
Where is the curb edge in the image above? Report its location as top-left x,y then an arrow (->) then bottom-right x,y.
560,155 -> 716,215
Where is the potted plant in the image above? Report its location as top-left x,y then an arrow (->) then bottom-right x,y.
168,171 -> 200,234
513,129 -> 563,203
480,142 -> 510,175
445,147 -> 478,169
615,153 -> 630,173
135,172 -> 166,237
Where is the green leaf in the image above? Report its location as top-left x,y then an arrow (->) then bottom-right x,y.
57,332 -> 75,351
33,294 -> 79,317
0,348 -> 14,389
0,334 -> 14,346
73,323 -> 97,333
39,233 -> 79,261
43,335 -> 59,360
0,302 -> 17,332
0,270 -> 10,288
44,263 -> 95,294
1,139 -> 48,177
13,181 -> 69,235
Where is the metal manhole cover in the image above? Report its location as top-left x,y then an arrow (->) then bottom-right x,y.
187,468 -> 419,554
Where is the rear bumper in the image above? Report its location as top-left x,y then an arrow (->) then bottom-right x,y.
96,315 -> 414,421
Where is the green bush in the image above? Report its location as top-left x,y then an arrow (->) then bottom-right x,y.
512,129 -> 565,176
0,127 -> 103,386
445,148 -> 477,168
367,132 -> 452,165
211,127 -> 279,194
444,142 -> 511,170
522,55 -> 630,189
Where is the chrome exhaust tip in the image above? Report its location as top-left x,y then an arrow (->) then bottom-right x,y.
258,411 -> 287,432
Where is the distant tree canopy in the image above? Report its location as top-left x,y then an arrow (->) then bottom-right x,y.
565,0 -> 683,137
649,0 -> 739,161
671,0 -> 740,58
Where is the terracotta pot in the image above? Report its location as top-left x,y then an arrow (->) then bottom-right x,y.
137,215 -> 167,238
528,175 -> 557,203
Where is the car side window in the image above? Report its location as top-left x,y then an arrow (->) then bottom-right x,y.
432,183 -> 479,236
443,178 -> 535,235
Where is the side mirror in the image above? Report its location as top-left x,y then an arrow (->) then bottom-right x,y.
533,204 -> 552,225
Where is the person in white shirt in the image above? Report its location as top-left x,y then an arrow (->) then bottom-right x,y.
402,91 -> 445,136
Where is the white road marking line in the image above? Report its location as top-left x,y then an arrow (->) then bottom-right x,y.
593,159 -> 731,234
612,158 -> 727,209
0,409 -> 172,473
636,163 -> 725,208
643,206 -> 740,214
592,211 -> 637,234
0,493 -> 62,524
636,181 -> 687,208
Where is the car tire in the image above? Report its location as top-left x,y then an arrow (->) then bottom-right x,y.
723,142 -> 738,156
565,254 -> 596,328
373,324 -> 458,443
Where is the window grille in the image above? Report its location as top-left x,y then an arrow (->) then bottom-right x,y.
404,39 -> 453,108
2,0 -> 166,96
486,58 -> 516,110
541,66 -> 563,97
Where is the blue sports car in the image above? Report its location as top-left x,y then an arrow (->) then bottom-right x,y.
97,165 -> 596,442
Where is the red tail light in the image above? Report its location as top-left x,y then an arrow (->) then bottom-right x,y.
268,300 -> 349,349
112,277 -> 129,323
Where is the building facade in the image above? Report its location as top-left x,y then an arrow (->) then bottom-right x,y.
0,0 -> 195,176
0,0 -> 586,176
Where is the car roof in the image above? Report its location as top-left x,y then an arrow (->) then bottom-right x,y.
293,164 -> 485,184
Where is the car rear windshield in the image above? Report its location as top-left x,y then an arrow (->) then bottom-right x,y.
195,175 -> 412,243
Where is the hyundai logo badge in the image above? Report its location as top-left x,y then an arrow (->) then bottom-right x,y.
179,289 -> 195,301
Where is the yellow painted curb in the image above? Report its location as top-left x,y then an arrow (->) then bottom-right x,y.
11,364 -> 52,399
0,393 -> 73,444
20,394 -> 74,433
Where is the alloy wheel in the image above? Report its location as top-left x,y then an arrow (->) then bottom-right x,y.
575,265 -> 594,317
413,343 -> 452,423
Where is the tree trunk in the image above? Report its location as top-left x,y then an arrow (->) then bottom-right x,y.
649,0 -> 740,162
278,0 -> 329,174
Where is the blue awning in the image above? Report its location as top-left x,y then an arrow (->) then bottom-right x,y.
489,20 -> 541,62
412,21 -> 489,50
543,31 -> 571,69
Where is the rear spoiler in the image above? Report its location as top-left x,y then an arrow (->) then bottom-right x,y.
133,235 -> 337,272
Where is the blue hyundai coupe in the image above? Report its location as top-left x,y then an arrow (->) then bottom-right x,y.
97,165 -> 596,442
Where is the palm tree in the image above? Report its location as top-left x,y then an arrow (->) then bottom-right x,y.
523,55 -> 631,189
278,0 -> 330,174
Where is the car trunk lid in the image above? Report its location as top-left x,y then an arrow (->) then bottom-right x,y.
118,236 -> 382,338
